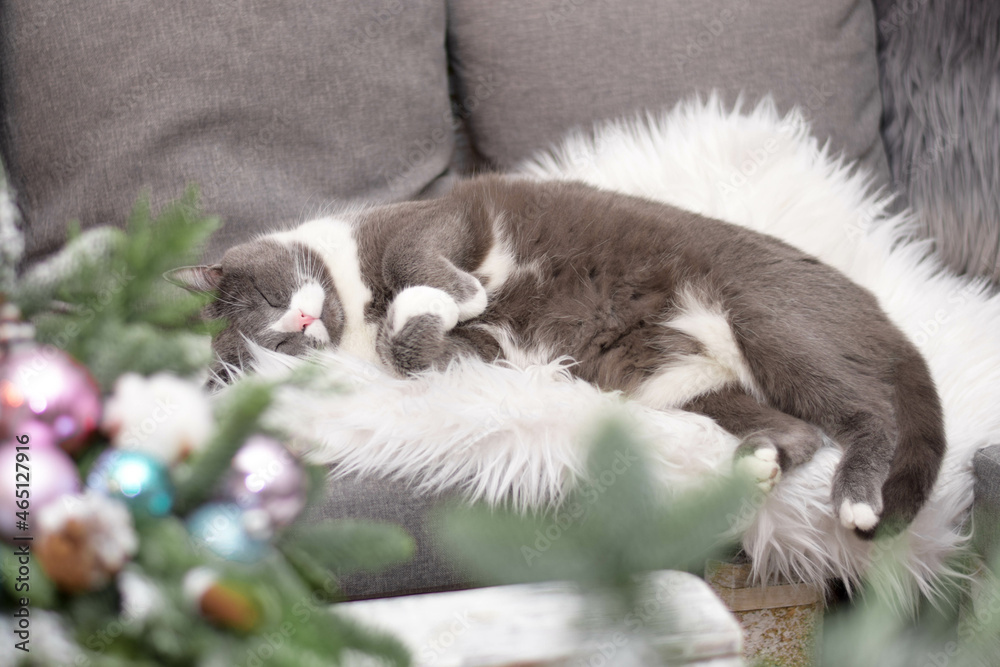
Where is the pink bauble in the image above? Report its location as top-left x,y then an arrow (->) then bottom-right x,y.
224,435 -> 307,532
0,345 -> 102,454
15,420 -> 59,450
0,438 -> 81,539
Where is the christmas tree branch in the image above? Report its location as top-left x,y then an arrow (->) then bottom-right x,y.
173,380 -> 273,514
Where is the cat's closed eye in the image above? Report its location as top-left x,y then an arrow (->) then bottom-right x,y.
254,283 -> 282,309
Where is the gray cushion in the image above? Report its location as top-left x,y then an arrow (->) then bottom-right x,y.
0,1 -> 453,263
447,0 -> 890,184
973,445 -> 1000,564
306,475 -> 468,600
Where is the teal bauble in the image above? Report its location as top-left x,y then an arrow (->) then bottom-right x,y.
87,450 -> 174,517
186,502 -> 267,563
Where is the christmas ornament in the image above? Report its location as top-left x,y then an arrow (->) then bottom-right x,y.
0,436 -> 81,538
183,568 -> 261,633
103,372 -> 213,464
36,492 -> 138,593
223,435 -> 307,537
0,343 -> 102,454
118,569 -> 163,626
186,502 -> 267,563
13,418 -> 59,449
86,450 -> 174,517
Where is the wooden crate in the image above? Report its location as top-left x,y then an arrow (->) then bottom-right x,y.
706,559 -> 823,667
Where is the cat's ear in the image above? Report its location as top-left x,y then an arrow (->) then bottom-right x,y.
164,265 -> 224,293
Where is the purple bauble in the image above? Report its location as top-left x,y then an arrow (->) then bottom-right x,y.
0,438 -> 81,539
223,435 -> 307,535
0,345 -> 102,454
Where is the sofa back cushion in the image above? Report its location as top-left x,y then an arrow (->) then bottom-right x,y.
1,1 -> 453,262
447,0 -> 889,183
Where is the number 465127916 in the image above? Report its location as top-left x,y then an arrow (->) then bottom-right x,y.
14,434 -> 29,527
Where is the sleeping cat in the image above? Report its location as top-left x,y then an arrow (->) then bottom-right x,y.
171,175 -> 946,538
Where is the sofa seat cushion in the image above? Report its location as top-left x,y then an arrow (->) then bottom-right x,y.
306,475 -> 468,600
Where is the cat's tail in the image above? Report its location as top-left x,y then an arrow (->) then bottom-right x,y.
873,345 -> 948,536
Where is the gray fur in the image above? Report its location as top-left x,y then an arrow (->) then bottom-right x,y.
875,0 -> 1000,287
377,312 -> 488,375
179,175 -> 947,536
686,387 -> 827,473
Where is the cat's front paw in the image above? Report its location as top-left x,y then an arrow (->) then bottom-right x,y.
734,436 -> 782,493
390,286 -> 460,335
384,313 -> 447,375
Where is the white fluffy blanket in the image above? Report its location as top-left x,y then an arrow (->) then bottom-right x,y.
261,97 -> 1000,605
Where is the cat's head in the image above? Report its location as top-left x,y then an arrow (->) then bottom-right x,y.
169,239 -> 345,383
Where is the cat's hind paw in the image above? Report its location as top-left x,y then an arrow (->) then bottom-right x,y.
390,286 -> 460,335
734,443 -> 782,493
838,500 -> 879,532
832,465 -> 885,537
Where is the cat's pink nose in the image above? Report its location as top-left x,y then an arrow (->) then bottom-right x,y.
297,310 -> 317,331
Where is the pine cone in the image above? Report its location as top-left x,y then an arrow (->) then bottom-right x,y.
36,493 -> 138,593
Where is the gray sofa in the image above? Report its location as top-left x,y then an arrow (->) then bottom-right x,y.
2,0 -> 997,597
974,446 -> 1000,566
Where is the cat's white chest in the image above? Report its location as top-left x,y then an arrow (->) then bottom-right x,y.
271,217 -> 380,364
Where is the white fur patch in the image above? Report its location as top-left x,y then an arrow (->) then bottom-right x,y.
457,279 -> 488,321
475,237 -> 517,293
237,348 -> 739,512
270,282 -> 331,343
391,286 -> 460,335
633,289 -> 757,409
304,320 -> 330,343
476,323 -> 561,368
633,356 -> 735,409
272,218 -> 378,362
839,500 -> 879,532
291,281 -> 325,317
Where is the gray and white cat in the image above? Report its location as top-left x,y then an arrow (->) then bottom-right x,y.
172,175 -> 946,538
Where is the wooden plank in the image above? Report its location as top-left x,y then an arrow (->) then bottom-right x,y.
705,559 -> 756,588
710,583 -> 821,612
339,570 -> 744,666
705,559 -> 804,590
705,559 -> 821,611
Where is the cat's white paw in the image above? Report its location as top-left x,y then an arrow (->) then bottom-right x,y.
838,500 -> 879,531
735,446 -> 781,492
457,279 -> 488,321
391,286 -> 460,335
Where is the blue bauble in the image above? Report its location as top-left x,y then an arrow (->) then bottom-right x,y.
87,450 -> 174,517
186,502 -> 267,563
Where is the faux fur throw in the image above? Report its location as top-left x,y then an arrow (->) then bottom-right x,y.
255,97 -> 1000,605
876,0 -> 1000,286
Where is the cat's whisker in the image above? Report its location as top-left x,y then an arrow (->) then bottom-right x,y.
213,295 -> 248,308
